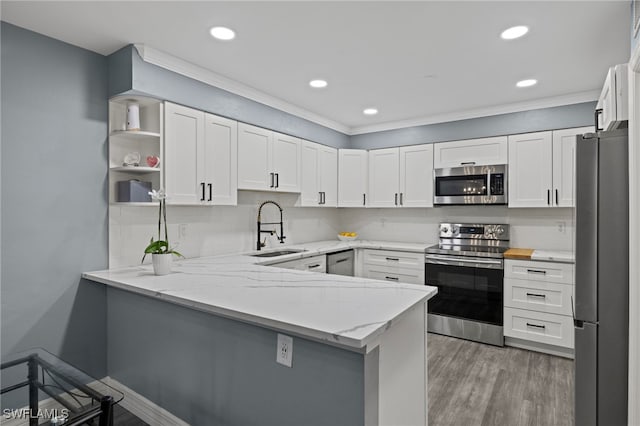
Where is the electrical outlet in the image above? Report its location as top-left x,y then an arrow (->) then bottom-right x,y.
178,223 -> 188,239
276,334 -> 293,367
557,221 -> 566,233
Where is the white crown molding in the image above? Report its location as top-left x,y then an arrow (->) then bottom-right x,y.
349,90 -> 601,135
133,44 -> 351,135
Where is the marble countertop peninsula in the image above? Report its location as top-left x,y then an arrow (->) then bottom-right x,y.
83,240 -> 437,352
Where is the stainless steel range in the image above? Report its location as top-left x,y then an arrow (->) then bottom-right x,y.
425,223 -> 510,346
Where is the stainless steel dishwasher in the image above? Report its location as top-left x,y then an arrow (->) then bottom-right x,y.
326,250 -> 354,276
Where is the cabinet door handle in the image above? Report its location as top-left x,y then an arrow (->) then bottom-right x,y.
555,189 -> 559,206
319,192 -> 322,205
201,182 -> 205,201
395,193 -> 398,205
385,257 -> 400,261
307,264 -> 321,269
527,269 -> 547,275
275,173 -> 279,188
526,292 -> 547,298
526,322 -> 546,330
208,183 -> 212,201
461,161 -> 476,165
400,193 -> 403,205
385,276 -> 399,281
323,192 -> 326,204
270,173 -> 275,188
363,193 -> 366,206
547,189 -> 550,205
595,108 -> 603,131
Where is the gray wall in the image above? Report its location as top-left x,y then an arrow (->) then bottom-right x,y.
107,45 -> 351,149
107,288 -> 364,426
0,22 -> 108,382
350,102 -> 596,149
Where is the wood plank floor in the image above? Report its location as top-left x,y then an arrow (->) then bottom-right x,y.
428,333 -> 574,426
112,404 -> 148,426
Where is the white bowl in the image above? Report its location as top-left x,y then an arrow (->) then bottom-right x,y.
338,234 -> 358,241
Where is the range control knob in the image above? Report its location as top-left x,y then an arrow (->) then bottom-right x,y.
452,225 -> 459,235
495,226 -> 505,236
440,225 -> 449,234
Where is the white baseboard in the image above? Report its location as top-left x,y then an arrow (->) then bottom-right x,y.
103,376 -> 189,426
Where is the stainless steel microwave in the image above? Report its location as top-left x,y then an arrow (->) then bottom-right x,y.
433,164 -> 507,205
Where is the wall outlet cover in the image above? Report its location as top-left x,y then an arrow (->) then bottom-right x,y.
276,334 -> 293,368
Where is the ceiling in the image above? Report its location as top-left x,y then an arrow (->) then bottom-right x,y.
1,1 -> 631,134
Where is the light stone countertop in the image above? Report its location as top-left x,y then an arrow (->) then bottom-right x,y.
83,240 -> 438,352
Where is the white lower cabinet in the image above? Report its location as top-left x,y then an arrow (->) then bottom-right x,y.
504,259 -> 575,352
361,249 -> 425,285
271,255 -> 327,273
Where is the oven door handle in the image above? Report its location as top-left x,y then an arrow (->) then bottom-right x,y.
425,254 -> 503,269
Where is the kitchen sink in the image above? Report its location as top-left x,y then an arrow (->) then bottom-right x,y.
250,249 -> 307,258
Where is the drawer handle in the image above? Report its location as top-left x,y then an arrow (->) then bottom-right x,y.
385,276 -> 399,281
527,269 -> 547,275
307,264 -> 321,268
385,257 -> 400,261
335,258 -> 349,264
526,292 -> 547,298
526,322 -> 546,330
461,161 -> 476,165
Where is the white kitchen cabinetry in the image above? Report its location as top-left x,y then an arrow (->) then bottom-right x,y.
362,249 -> 425,285
338,149 -> 368,207
270,255 -> 327,273
165,103 -> 238,205
504,259 -> 575,353
108,95 -> 163,205
433,136 -> 508,168
509,127 -> 592,208
596,63 -> 628,131
368,144 -> 434,208
237,123 -> 301,192
299,141 -> 338,207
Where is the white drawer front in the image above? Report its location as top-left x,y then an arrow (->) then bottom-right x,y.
504,278 -> 574,316
504,260 -> 574,285
273,255 -> 326,273
364,267 -> 424,285
504,307 -> 574,348
363,249 -> 424,271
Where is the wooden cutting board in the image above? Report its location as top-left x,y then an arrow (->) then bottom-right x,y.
504,248 -> 534,260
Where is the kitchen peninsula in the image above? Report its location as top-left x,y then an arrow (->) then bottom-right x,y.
83,241 -> 437,426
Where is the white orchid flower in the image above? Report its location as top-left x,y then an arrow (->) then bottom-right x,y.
148,189 -> 167,201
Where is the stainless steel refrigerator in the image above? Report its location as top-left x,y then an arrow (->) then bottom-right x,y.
574,128 -> 629,426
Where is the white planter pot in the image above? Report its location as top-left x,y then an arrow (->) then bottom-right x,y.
152,253 -> 172,275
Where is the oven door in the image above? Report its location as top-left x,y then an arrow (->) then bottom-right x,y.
425,254 -> 503,326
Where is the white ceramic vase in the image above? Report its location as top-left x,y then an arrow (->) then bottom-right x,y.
126,102 -> 140,130
152,253 -> 172,276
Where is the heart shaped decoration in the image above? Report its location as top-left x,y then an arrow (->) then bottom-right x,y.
146,155 -> 160,168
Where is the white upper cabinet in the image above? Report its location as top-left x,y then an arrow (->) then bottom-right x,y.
300,141 -> 337,207
399,144 -> 433,207
433,136 -> 508,168
165,103 -> 238,205
509,132 -> 553,208
368,145 -> 434,208
237,123 -> 301,192
552,126 -> 592,207
509,127 -> 592,208
338,149 -> 368,207
368,148 -> 400,207
204,113 -> 238,205
164,102 -> 206,205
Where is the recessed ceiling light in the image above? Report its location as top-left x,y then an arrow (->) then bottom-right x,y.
210,26 -> 236,41
363,108 -> 378,115
516,79 -> 537,88
309,79 -> 328,88
501,25 -> 529,40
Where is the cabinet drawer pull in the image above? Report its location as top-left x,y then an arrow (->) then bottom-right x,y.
385,276 -> 399,281
201,182 -> 205,201
307,264 -> 321,269
526,292 -> 547,298
385,257 -> 400,261
527,269 -> 547,275
526,322 -> 546,330
335,258 -> 349,264
461,161 -> 476,165
208,183 -> 212,201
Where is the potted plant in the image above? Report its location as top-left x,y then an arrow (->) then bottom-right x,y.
142,189 -> 183,275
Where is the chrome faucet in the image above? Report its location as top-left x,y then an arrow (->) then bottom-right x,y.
257,200 -> 286,250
